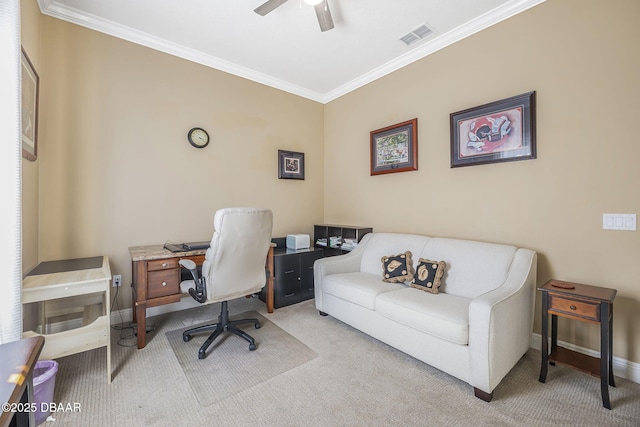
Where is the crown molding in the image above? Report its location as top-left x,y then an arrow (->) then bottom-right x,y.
321,0 -> 546,103
36,0 -> 326,103
38,0 -> 546,105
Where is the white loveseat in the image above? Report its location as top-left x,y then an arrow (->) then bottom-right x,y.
314,232 -> 537,401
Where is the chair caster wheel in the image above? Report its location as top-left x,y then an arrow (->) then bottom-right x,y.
255,322 -> 261,329
183,334 -> 192,342
249,343 -> 256,351
198,350 -> 206,359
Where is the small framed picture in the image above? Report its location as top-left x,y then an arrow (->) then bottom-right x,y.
278,150 -> 305,180
370,118 -> 418,176
21,47 -> 39,162
450,91 -> 536,168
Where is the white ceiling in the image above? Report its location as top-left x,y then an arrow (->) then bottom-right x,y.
37,0 -> 545,103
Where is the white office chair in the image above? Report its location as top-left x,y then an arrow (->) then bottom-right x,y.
179,207 -> 273,359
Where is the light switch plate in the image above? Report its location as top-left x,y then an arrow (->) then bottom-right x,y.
603,213 -> 636,231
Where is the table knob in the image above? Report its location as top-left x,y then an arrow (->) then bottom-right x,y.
570,305 -> 576,310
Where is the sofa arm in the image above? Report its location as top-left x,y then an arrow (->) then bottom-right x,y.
314,235 -> 369,311
468,249 -> 537,395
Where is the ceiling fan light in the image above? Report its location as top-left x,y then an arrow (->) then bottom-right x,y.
304,0 -> 324,5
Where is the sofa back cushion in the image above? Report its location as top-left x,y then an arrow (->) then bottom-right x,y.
418,238 -> 517,298
359,233 -> 430,277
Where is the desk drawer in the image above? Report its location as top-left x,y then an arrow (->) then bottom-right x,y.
549,295 -> 599,321
147,269 -> 179,299
179,255 -> 206,267
147,258 -> 178,272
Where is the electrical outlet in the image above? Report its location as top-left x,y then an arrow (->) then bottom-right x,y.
113,274 -> 122,287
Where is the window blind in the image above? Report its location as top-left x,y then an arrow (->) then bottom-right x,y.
0,0 -> 23,343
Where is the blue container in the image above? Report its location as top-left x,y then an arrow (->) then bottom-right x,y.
33,360 -> 59,425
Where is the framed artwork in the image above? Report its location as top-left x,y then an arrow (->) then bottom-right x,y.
370,118 -> 418,175
450,91 -> 536,168
21,47 -> 40,162
278,150 -> 305,180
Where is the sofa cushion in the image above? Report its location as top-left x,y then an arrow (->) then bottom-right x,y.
410,258 -> 446,294
381,251 -> 414,283
323,272 -> 405,310
376,288 -> 471,345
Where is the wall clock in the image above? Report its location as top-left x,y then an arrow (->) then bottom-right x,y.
187,127 -> 210,148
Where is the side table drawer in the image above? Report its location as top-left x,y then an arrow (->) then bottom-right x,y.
148,269 -> 179,298
549,295 -> 599,321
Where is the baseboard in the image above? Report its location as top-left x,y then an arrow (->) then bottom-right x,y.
530,333 -> 640,384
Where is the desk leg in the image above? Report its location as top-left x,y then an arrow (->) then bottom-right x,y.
13,378 -> 36,427
600,302 -> 612,409
266,276 -> 274,314
136,303 -> 147,349
539,293 -> 549,383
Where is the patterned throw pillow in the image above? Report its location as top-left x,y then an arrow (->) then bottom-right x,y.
410,258 -> 446,294
381,251 -> 414,283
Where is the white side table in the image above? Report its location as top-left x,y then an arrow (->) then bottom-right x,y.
22,256 -> 112,383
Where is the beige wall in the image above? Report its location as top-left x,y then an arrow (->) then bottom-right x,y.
325,0 -> 640,364
33,14 -> 324,310
21,0 -> 42,275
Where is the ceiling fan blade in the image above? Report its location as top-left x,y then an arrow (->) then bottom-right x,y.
314,0 -> 334,32
254,0 -> 288,16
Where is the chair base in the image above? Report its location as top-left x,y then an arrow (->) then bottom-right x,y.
183,300 -> 261,359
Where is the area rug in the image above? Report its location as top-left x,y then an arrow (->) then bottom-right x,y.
166,311 -> 318,406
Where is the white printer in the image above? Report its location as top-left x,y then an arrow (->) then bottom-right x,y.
286,234 -> 310,250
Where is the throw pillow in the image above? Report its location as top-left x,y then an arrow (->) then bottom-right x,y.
381,251 -> 414,283
410,258 -> 446,294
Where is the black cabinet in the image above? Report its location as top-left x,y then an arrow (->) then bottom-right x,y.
259,247 -> 324,309
313,224 -> 373,256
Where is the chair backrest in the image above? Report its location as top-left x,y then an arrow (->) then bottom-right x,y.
201,208 -> 273,303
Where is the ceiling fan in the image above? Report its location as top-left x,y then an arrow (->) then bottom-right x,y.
254,0 -> 335,32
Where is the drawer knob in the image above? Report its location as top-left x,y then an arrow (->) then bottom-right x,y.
162,263 -> 168,267
162,281 -> 167,287
570,305 -> 577,310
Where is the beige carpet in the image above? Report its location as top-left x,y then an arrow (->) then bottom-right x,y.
165,311 -> 318,406
48,297 -> 640,426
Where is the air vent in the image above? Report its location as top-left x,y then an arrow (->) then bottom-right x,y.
400,23 -> 434,46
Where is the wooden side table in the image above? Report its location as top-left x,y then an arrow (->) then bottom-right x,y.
538,280 -> 617,409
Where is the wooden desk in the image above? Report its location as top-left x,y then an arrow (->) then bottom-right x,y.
129,245 -> 275,349
0,336 -> 45,427
22,256 -> 112,384
538,280 -> 617,409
